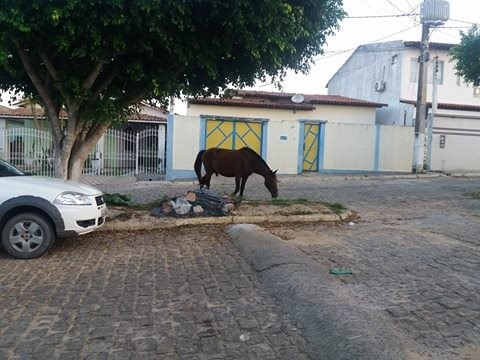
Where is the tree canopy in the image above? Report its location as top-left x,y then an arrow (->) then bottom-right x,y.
0,0 -> 345,179
450,24 -> 480,86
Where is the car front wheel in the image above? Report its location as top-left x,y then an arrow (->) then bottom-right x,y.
1,212 -> 56,259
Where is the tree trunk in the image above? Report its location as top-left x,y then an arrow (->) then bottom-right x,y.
52,140 -> 73,180
66,122 -> 110,181
68,154 -> 89,181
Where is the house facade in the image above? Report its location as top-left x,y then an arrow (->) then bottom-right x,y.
165,90 -> 414,179
0,104 -> 167,177
327,40 -> 480,172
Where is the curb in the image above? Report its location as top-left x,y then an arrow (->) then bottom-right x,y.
98,210 -> 352,232
227,224 -> 407,360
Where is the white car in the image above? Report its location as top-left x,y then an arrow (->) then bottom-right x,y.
0,158 -> 107,259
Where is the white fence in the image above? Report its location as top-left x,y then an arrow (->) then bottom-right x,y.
0,125 -> 166,177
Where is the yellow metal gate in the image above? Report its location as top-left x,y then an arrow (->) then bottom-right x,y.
303,123 -> 320,172
205,119 -> 262,154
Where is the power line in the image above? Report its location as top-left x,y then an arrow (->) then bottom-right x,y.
313,23 -> 421,61
440,26 -> 472,29
433,27 -> 462,40
385,0 -> 408,14
346,13 -> 419,19
403,0 -> 415,11
449,18 -> 478,25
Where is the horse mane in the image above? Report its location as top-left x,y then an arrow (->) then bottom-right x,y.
241,147 -> 272,171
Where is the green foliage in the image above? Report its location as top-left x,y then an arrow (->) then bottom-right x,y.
271,198 -> 308,206
103,193 -> 133,207
320,201 -> 347,214
450,25 -> 480,86
244,198 -> 347,214
0,0 -> 345,123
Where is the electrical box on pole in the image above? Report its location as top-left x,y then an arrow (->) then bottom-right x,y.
421,0 -> 450,25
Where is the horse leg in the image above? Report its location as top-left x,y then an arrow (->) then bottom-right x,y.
201,169 -> 213,189
239,175 -> 250,197
231,176 -> 241,196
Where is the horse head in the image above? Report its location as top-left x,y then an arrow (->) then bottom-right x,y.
264,169 -> 278,198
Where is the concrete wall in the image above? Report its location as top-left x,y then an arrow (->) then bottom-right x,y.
378,125 -> 415,172
430,113 -> 480,172
0,121 -> 5,159
187,103 -> 376,125
327,42 -> 408,126
323,123 -> 414,172
167,113 -> 415,179
323,123 -> 376,171
265,119 -> 299,174
167,115 -> 201,179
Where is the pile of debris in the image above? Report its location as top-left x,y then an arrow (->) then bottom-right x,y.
151,188 -> 239,217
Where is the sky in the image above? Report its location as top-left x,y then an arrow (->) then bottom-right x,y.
248,0 -> 478,96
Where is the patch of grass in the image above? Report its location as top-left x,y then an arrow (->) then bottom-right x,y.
245,198 -> 311,207
104,193 -> 172,211
104,193 -> 134,207
271,199 -> 292,207
320,201 -> 347,214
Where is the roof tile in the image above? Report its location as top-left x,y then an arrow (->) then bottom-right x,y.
189,90 -> 386,110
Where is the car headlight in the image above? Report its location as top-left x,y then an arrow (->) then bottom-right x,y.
54,192 -> 92,205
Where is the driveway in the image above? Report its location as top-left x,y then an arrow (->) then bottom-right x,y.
1,174 -> 479,359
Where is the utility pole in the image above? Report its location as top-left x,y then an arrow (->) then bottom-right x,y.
426,56 -> 439,170
431,57 -> 439,116
414,0 -> 449,173
414,22 -> 430,173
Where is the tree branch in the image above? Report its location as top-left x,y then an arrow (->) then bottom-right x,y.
13,41 -> 62,140
38,49 -> 60,83
83,58 -> 106,90
89,62 -> 121,102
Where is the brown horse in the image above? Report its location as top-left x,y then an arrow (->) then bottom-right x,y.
194,147 -> 278,198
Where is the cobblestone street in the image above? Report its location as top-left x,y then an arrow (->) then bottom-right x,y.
264,175 -> 480,360
1,174 -> 480,359
0,227 -> 308,360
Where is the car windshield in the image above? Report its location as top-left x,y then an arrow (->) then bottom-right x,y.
0,158 -> 26,177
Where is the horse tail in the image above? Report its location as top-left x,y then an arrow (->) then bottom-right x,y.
194,149 -> 206,181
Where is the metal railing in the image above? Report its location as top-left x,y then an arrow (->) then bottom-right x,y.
0,125 -> 166,177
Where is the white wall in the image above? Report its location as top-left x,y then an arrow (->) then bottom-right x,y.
265,119 -> 299,174
378,125 -> 414,172
185,103 -> 377,174
430,114 -> 480,172
169,106 -> 413,179
170,115 -> 201,171
0,120 -> 5,159
400,48 -> 480,106
323,123 -> 376,171
187,103 -> 376,125
328,42 -> 405,126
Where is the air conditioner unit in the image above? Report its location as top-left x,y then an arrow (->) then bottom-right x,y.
375,81 -> 386,92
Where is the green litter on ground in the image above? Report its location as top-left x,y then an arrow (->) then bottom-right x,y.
329,268 -> 353,275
